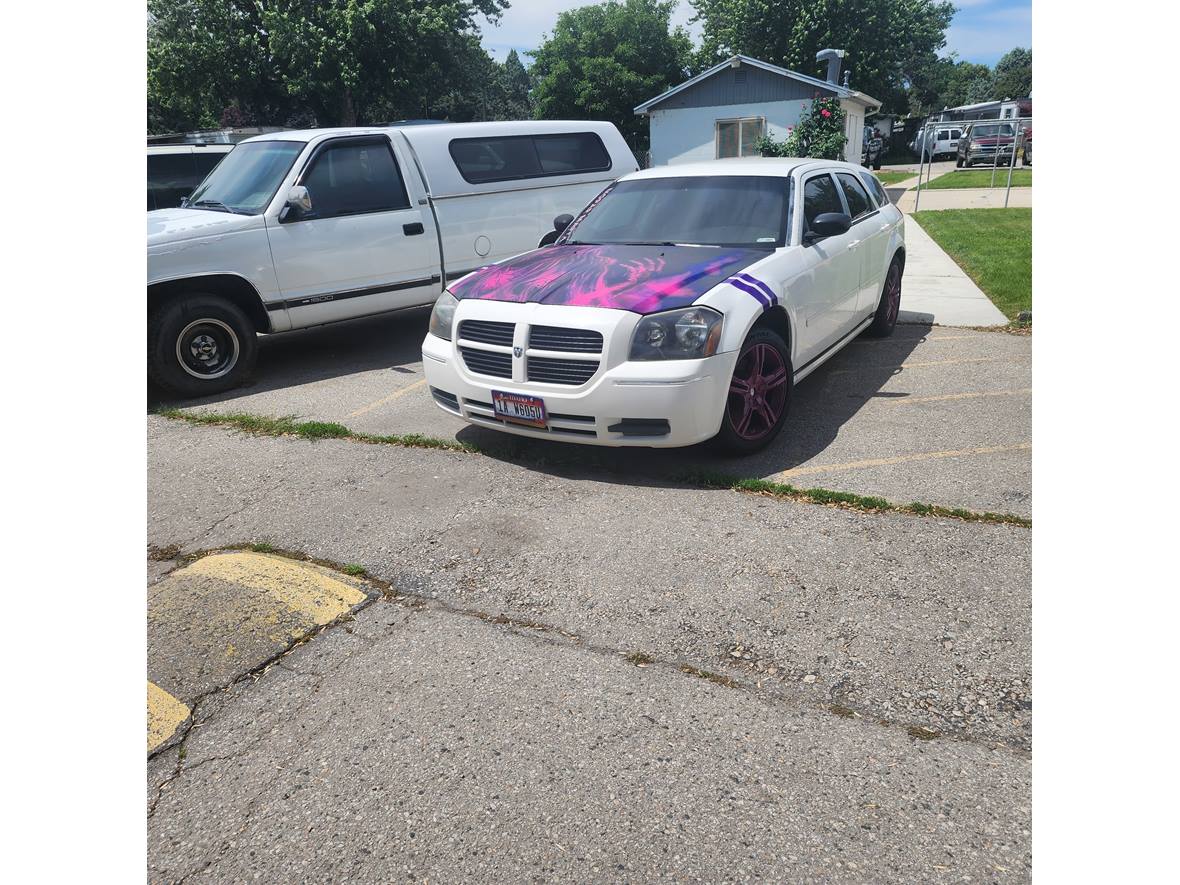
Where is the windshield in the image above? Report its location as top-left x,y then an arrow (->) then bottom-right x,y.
972,124 -> 1014,137
186,140 -> 304,215
565,176 -> 789,249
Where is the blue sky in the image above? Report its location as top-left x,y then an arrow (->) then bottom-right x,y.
480,0 -> 1032,68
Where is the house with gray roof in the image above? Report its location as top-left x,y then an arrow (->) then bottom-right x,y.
634,54 -> 881,166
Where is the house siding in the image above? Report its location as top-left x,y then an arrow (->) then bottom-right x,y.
649,100 -> 810,166
648,64 -> 837,110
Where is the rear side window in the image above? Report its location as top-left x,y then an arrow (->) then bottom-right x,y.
802,174 -> 843,228
148,153 -> 198,210
857,171 -> 890,207
449,133 -> 611,184
836,173 -> 873,219
301,139 -> 410,218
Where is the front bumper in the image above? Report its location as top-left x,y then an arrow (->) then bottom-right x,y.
421,302 -> 738,448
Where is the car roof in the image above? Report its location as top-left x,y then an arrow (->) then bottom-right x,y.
622,158 -> 874,181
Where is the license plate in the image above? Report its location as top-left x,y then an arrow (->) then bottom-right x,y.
492,390 -> 547,428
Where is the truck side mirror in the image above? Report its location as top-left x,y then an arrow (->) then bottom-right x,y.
279,185 -> 313,223
538,213 -> 576,247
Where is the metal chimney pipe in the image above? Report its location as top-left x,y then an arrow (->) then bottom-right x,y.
816,48 -> 846,84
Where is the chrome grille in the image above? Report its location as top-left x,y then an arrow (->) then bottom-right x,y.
527,356 -> 599,386
458,319 -> 515,347
528,325 -> 603,353
460,347 -> 512,379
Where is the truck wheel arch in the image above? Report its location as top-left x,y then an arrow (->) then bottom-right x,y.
148,274 -> 272,334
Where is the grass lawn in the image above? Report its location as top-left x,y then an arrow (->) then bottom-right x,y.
912,208 -> 1031,321
919,168 -> 1032,190
874,171 -> 915,186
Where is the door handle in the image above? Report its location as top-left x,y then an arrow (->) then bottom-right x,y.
403,222 -> 425,236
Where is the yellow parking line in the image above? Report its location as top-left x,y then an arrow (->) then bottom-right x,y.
885,388 -> 1032,406
772,442 -> 1031,480
178,552 -> 366,626
348,378 -> 429,418
147,681 -> 190,752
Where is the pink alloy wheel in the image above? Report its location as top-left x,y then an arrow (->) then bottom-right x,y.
885,262 -> 901,325
727,342 -> 789,440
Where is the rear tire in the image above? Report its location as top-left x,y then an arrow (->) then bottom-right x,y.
955,155 -> 963,168
148,293 -> 257,397
866,259 -> 903,338
714,328 -> 792,456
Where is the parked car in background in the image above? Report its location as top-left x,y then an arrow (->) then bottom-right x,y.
911,125 -> 961,162
861,126 -> 883,170
147,121 -> 638,396
147,144 -> 233,210
1022,127 -> 1032,166
422,158 -> 905,454
956,122 -> 1017,167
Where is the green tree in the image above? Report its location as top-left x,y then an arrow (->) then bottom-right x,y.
497,50 -> 533,119
147,0 -> 507,133
530,0 -> 692,153
907,56 -> 993,115
992,47 -> 1032,99
690,0 -> 955,115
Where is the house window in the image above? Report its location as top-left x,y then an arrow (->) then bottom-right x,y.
716,117 -> 765,159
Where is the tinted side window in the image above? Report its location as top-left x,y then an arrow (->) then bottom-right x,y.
802,174 -> 843,228
836,173 -> 873,219
148,153 -> 198,210
533,133 -> 610,174
857,171 -> 889,207
450,133 -> 611,183
301,140 -> 410,218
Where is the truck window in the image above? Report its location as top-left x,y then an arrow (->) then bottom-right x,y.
148,153 -> 198,210
449,133 -> 611,184
302,139 -> 410,218
802,174 -> 843,229
836,173 -> 873,220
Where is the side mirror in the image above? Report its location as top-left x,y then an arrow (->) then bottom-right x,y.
279,185 -> 313,222
805,212 -> 852,243
539,213 -> 576,247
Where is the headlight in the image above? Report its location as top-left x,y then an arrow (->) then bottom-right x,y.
429,290 -> 458,340
630,306 -> 723,361
970,141 -> 982,150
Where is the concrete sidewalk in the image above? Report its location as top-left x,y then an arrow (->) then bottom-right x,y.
900,216 -> 1008,327
899,185 -> 1032,213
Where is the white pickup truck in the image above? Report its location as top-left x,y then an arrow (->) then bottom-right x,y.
147,120 -> 638,395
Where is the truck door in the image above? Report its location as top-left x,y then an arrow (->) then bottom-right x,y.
265,135 -> 440,328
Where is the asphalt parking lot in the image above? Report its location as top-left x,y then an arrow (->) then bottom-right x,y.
147,309 -> 1031,882
152,308 -> 1031,517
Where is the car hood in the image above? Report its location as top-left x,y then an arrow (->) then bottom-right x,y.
449,244 -> 770,314
147,208 -> 260,246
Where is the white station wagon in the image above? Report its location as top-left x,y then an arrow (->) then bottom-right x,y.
423,158 -> 905,454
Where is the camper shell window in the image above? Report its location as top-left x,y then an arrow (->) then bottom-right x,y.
448,132 -> 612,184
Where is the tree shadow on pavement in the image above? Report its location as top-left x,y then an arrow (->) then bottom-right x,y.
459,321 -> 934,488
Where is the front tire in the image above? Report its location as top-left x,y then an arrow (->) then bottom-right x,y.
866,259 -> 903,338
148,293 -> 257,397
714,328 -> 792,455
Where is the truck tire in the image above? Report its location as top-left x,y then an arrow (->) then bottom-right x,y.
148,293 -> 257,397
714,328 -> 792,456
866,258 -> 903,338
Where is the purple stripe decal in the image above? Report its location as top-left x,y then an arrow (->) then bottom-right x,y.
727,277 -> 771,308
736,273 -> 777,306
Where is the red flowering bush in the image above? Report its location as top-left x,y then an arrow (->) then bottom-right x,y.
755,96 -> 847,160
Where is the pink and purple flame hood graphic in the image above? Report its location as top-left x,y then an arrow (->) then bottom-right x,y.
449,244 -> 770,315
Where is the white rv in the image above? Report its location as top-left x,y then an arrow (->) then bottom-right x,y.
147,121 -> 638,395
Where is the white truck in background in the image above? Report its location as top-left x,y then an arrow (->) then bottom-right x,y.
147,120 -> 638,395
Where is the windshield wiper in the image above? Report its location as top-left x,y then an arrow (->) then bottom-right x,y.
189,199 -> 239,214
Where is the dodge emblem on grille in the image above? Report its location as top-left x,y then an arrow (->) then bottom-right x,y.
513,346 -> 523,358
